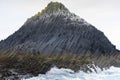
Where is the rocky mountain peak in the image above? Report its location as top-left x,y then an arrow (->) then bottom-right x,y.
30,2 -> 90,26
37,2 -> 69,16
0,2 -> 117,54
46,2 -> 68,12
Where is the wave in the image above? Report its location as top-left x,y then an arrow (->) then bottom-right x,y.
24,66 -> 120,80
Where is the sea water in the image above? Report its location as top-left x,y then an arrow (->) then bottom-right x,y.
24,66 -> 120,80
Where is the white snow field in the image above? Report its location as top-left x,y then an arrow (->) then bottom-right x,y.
24,66 -> 120,80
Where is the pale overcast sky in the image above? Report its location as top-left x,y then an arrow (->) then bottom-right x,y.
0,0 -> 120,49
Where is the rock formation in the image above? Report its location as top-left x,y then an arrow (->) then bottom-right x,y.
0,2 -> 117,54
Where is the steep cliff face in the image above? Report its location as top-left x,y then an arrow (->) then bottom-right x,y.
0,2 -> 116,54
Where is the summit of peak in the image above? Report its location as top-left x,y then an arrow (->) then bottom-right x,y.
30,2 -> 90,26
46,2 -> 68,11
39,2 -> 69,15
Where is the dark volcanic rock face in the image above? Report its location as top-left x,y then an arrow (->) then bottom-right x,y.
0,2 -> 117,54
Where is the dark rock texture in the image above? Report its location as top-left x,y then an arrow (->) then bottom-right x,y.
0,2 -> 117,54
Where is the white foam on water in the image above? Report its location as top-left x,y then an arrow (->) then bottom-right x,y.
24,66 -> 120,80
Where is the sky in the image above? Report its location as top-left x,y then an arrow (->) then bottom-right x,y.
0,0 -> 120,49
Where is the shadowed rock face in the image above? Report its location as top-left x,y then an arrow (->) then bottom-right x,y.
0,2 -> 117,54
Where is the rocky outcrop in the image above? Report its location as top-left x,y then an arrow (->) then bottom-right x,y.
0,2 -> 117,54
